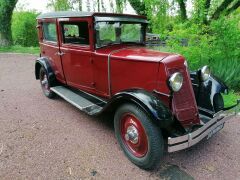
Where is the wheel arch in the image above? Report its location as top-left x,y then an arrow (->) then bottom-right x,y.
101,89 -> 174,129
35,57 -> 56,86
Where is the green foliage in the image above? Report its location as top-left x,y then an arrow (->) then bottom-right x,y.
11,11 -> 39,47
47,0 -> 71,11
0,45 -> 39,54
163,13 -> 240,91
223,91 -> 240,107
144,0 -> 169,34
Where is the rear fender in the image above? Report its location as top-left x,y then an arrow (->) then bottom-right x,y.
35,57 -> 55,86
102,89 -> 174,128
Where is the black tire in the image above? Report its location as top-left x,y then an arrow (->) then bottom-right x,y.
39,67 -> 55,99
213,93 -> 224,112
114,103 -> 164,169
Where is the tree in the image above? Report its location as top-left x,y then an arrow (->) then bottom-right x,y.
70,0 -> 83,11
211,0 -> 236,20
128,0 -> 146,16
47,0 -> 71,11
101,0 -> 106,12
0,0 -> 18,46
226,1 -> 240,16
176,0 -> 187,21
115,0 -> 125,13
86,0 -> 91,12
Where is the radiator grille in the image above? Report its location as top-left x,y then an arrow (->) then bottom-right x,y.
168,67 -> 200,126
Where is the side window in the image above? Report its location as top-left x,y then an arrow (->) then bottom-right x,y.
62,22 -> 89,45
43,23 -> 57,42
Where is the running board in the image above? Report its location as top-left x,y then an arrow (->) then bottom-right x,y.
50,86 -> 104,115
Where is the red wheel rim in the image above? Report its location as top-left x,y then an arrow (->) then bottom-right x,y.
120,113 -> 148,158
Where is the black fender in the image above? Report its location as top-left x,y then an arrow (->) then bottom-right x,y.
190,71 -> 228,112
35,57 -> 56,86
101,89 -> 174,128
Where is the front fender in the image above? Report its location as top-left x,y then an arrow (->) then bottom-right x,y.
191,71 -> 228,112
35,57 -> 55,86
101,89 -> 174,128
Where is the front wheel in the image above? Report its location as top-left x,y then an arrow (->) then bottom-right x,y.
39,67 -> 55,99
114,104 -> 164,169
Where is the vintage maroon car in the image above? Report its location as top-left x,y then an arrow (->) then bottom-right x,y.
35,11 -> 239,169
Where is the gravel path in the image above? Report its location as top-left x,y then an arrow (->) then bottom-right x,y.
0,53 -> 239,180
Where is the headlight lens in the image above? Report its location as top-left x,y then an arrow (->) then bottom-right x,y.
169,72 -> 183,92
201,65 -> 210,81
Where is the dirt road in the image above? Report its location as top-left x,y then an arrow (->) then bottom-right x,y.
0,54 -> 239,180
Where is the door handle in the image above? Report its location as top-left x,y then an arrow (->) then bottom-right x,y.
55,52 -> 65,56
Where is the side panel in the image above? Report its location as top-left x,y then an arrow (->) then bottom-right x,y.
110,57 -> 159,95
92,53 -> 109,97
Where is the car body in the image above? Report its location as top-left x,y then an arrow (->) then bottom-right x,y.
35,11 -> 239,169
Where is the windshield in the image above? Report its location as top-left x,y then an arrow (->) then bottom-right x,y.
95,22 -> 145,48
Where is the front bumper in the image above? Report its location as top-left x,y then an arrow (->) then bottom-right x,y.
168,100 -> 240,153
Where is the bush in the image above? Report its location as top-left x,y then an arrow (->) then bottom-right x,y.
12,11 -> 39,47
161,14 -> 240,91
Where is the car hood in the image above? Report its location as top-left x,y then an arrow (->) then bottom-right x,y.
110,47 -> 173,62
97,46 -> 173,62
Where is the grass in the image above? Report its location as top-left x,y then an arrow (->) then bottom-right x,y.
0,45 -> 40,55
223,91 -> 240,107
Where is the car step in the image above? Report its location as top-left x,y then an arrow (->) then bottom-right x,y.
50,86 -> 104,115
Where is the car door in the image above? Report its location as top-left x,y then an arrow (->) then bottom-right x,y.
58,18 -> 94,91
39,19 -> 65,83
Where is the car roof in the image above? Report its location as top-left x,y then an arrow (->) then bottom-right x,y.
37,11 -> 147,20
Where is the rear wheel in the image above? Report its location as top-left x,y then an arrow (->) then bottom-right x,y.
114,104 -> 164,169
39,67 -> 55,99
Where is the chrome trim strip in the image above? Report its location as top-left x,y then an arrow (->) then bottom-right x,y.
153,89 -> 171,97
198,106 -> 214,115
107,48 -> 130,96
168,101 -> 240,153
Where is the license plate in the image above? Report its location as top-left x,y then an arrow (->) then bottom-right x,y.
207,123 -> 224,139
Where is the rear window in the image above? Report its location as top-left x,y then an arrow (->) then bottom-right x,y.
43,23 -> 57,42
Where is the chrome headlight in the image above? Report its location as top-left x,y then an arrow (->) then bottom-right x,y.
169,72 -> 183,92
201,65 -> 210,81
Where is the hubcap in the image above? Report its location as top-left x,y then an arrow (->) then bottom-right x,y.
125,125 -> 139,144
120,113 -> 148,158
40,71 -> 50,94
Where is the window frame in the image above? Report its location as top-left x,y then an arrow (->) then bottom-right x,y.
59,18 -> 91,50
94,21 -> 147,49
42,21 -> 58,45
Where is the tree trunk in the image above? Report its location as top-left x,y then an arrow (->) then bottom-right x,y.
128,0 -> 146,16
203,0 -> 211,24
78,0 -> 82,11
86,0 -> 91,12
115,0 -> 123,13
226,1 -> 240,16
211,0 -> 234,20
0,0 -> 18,47
176,0 -> 187,21
97,0 -> 100,12
101,0 -> 106,12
